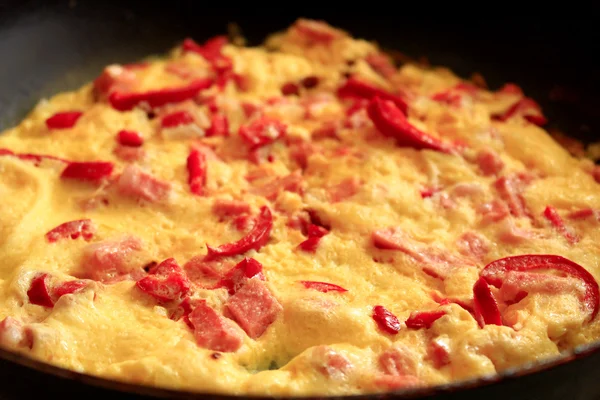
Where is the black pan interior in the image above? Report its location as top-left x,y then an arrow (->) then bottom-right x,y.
1,1 -> 600,399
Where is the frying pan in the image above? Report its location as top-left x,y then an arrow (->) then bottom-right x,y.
1,1 -> 600,398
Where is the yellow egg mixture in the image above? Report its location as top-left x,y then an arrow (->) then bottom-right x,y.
1,19 -> 600,396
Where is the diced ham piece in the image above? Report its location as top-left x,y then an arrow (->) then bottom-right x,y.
494,175 -> 532,218
250,171 -> 304,201
427,337 -> 451,368
113,145 -> 146,162
499,270 -> 586,304
365,53 -> 396,79
311,346 -> 353,379
477,200 -> 510,225
212,199 -> 251,219
188,301 -> 243,352
117,165 -> 171,203
328,177 -> 361,202
475,148 -> 504,176
496,218 -> 536,245
374,374 -> 422,390
215,258 -> 265,295
378,344 -> 419,376
93,65 -> 137,98
81,236 -> 144,283
183,256 -> 229,283
456,232 -> 489,261
0,317 -> 32,349
225,278 -> 282,339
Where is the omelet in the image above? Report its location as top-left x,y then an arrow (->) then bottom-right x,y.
1,19 -> 600,396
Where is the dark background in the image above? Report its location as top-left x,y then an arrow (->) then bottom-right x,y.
0,1 -> 599,141
1,1 -> 600,399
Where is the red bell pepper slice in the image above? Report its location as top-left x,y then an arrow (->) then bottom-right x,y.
297,223 -> 329,253
27,274 -> 54,308
338,77 -> 408,114
543,206 -> 580,244
53,280 -> 88,298
116,130 -> 144,147
45,219 -> 96,243
481,255 -> 599,321
187,149 -> 207,196
161,110 -> 195,128
367,97 -> 452,153
372,305 -> 400,334
45,111 -> 83,129
60,161 -> 114,181
567,208 -> 596,220
472,277 -> 502,327
293,19 -> 343,43
494,97 -> 547,126
299,281 -> 347,293
108,78 -> 213,111
0,149 -> 69,166
239,116 -> 287,149
136,258 -> 191,302
405,310 -> 446,329
214,258 -> 265,294
301,76 -> 320,89
206,206 -> 273,259
182,36 -> 232,73
206,114 -> 230,137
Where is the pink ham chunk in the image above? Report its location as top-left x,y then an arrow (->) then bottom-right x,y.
456,232 -> 489,261
225,278 -> 282,339
494,175 -> 532,218
475,148 -> 504,176
311,345 -> 353,379
328,177 -> 361,203
212,199 -> 251,219
0,317 -> 32,349
117,165 -> 171,202
378,344 -> 419,376
81,236 -> 144,283
188,301 -> 243,352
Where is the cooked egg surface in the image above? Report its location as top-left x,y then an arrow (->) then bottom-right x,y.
1,19 -> 600,396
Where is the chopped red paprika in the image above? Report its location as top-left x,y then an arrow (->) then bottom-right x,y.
0,149 -> 69,166
182,36 -> 231,72
405,310 -> 446,329
300,281 -> 347,293
160,110 -> 195,128
214,258 -> 265,294
206,206 -> 273,259
205,114 -> 229,137
239,116 -> 287,150
297,223 -> 329,253
481,254 -> 599,321
372,305 -> 400,334
367,97 -> 452,153
187,149 -> 207,196
568,208 -> 597,220
136,258 -> 191,302
281,82 -> 300,96
543,206 -> 580,244
61,161 -> 114,182
53,280 -> 88,299
494,97 -> 547,126
338,77 -> 408,114
45,219 -> 96,243
472,277 -> 502,328
108,78 -> 213,111
45,111 -> 83,129
116,130 -> 144,147
365,53 -> 396,79
27,274 -> 54,308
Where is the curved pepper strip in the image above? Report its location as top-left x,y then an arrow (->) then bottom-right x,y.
337,77 -> 408,114
481,254 -> 599,321
187,149 -> 207,196
108,78 -> 213,111
372,305 -> 400,334
300,281 -> 347,293
206,206 -> 273,259
405,310 -> 446,329
367,97 -> 453,153
472,277 -> 502,327
0,148 -> 69,166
